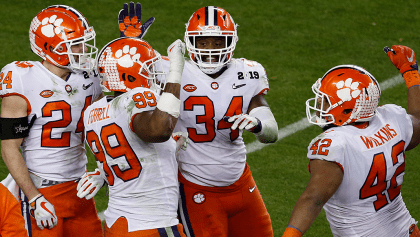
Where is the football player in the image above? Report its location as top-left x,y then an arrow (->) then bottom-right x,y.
119,5 -> 279,237
175,7 -> 279,237
282,47 -> 420,237
76,37 -> 187,237
0,5 -> 103,237
0,183 -> 28,236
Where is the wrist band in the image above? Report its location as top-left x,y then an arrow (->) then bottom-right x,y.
282,226 -> 303,237
156,92 -> 181,118
28,193 -> 42,204
402,70 -> 420,89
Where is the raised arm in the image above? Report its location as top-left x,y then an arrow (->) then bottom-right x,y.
132,39 -> 185,142
384,45 -> 420,150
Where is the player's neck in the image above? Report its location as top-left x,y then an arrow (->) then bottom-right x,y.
42,60 -> 71,81
206,66 -> 227,79
350,121 -> 369,129
114,91 -> 123,97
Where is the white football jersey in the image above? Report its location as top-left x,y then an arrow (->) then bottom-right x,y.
307,104 -> 417,237
162,58 -> 269,187
0,61 -> 102,181
83,88 -> 179,231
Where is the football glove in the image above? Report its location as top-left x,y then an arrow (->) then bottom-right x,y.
384,45 -> 420,89
172,132 -> 190,153
118,2 -> 155,38
28,194 -> 58,230
76,168 -> 105,200
167,39 -> 186,84
224,114 -> 262,133
384,45 -> 418,74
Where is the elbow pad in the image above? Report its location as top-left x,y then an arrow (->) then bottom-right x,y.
249,106 -> 278,143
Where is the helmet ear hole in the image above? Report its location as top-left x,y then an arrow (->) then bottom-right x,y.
127,75 -> 136,82
48,46 -> 56,53
343,109 -> 352,115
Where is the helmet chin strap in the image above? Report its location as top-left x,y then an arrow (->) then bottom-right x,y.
197,53 -> 229,75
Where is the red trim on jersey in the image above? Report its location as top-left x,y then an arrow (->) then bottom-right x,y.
258,88 -> 269,95
0,92 -> 32,115
129,114 -> 137,133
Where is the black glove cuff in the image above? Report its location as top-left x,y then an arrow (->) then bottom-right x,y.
251,118 -> 262,133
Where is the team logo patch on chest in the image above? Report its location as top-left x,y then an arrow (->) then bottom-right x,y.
65,84 -> 72,93
193,192 -> 206,204
211,82 -> 219,90
183,84 -> 197,92
40,90 -> 54,98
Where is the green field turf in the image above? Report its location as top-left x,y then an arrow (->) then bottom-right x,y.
1,0 -> 420,236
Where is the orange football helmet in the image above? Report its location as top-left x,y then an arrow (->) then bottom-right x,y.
306,65 -> 381,127
97,38 -> 164,93
29,5 -> 97,72
184,6 -> 238,74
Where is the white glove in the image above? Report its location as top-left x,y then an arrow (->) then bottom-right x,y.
76,168 -> 105,200
172,132 -> 190,153
167,39 -> 186,84
29,194 -> 58,230
226,114 -> 262,133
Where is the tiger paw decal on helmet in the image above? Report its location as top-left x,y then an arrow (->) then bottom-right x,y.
115,45 -> 141,68
40,15 -> 63,38
30,5 -> 98,71
97,38 -> 165,92
306,65 -> 381,127
336,78 -> 361,102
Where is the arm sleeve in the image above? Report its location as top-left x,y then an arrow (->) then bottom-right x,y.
249,106 -> 278,143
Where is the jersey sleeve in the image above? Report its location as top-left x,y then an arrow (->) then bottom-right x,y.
238,58 -> 270,96
91,74 -> 103,101
380,104 -> 413,150
125,88 -> 160,131
307,130 -> 345,169
256,66 -> 270,96
0,62 -> 26,98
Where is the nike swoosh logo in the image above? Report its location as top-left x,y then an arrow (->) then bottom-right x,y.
83,82 -> 93,90
232,83 -> 246,89
407,51 -> 415,63
40,202 -> 55,217
249,185 -> 257,193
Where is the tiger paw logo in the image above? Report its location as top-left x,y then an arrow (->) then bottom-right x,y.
336,78 -> 361,102
115,45 -> 141,68
40,15 -> 64,38
193,192 -> 206,204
